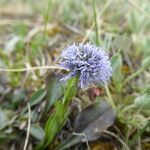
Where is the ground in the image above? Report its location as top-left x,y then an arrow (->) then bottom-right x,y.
0,0 -> 150,150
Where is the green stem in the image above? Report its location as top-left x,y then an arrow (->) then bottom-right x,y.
92,0 -> 115,109
121,104 -> 135,114
62,76 -> 79,104
56,135 -> 80,150
35,77 -> 78,150
105,85 -> 115,109
92,0 -> 99,45
129,120 -> 150,146
43,0 -> 53,37
123,68 -> 143,86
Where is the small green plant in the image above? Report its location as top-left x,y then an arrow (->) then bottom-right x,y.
0,0 -> 149,149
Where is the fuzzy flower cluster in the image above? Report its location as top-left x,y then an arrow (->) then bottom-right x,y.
60,43 -> 112,88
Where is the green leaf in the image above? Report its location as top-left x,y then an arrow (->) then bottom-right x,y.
63,77 -> 78,104
127,11 -> 139,33
113,35 -> 131,51
23,89 -> 47,114
4,36 -> 21,54
0,132 -> 17,144
45,75 -> 64,111
36,101 -> 68,149
127,10 -> 147,33
30,124 -> 45,140
29,89 -> 47,107
13,22 -> 28,37
45,101 -> 68,140
36,77 -> 78,149
0,108 -> 8,131
143,86 -> 150,94
102,33 -> 113,51
138,37 -> 150,57
134,93 -> 150,109
142,55 -> 150,70
111,53 -> 123,92
129,121 -> 150,146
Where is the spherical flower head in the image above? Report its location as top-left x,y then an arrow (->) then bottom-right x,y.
60,43 -> 112,89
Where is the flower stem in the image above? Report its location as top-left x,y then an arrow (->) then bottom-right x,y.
92,0 -> 115,109
92,0 -> 99,46
105,85 -> 115,109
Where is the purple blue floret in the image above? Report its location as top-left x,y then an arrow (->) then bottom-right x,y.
60,43 -> 112,88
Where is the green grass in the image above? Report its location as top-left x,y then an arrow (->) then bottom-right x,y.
0,0 -> 150,149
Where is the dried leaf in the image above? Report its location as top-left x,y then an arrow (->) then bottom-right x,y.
56,101 -> 116,150
74,101 -> 116,141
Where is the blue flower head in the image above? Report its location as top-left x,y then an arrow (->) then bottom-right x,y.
60,43 -> 112,88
